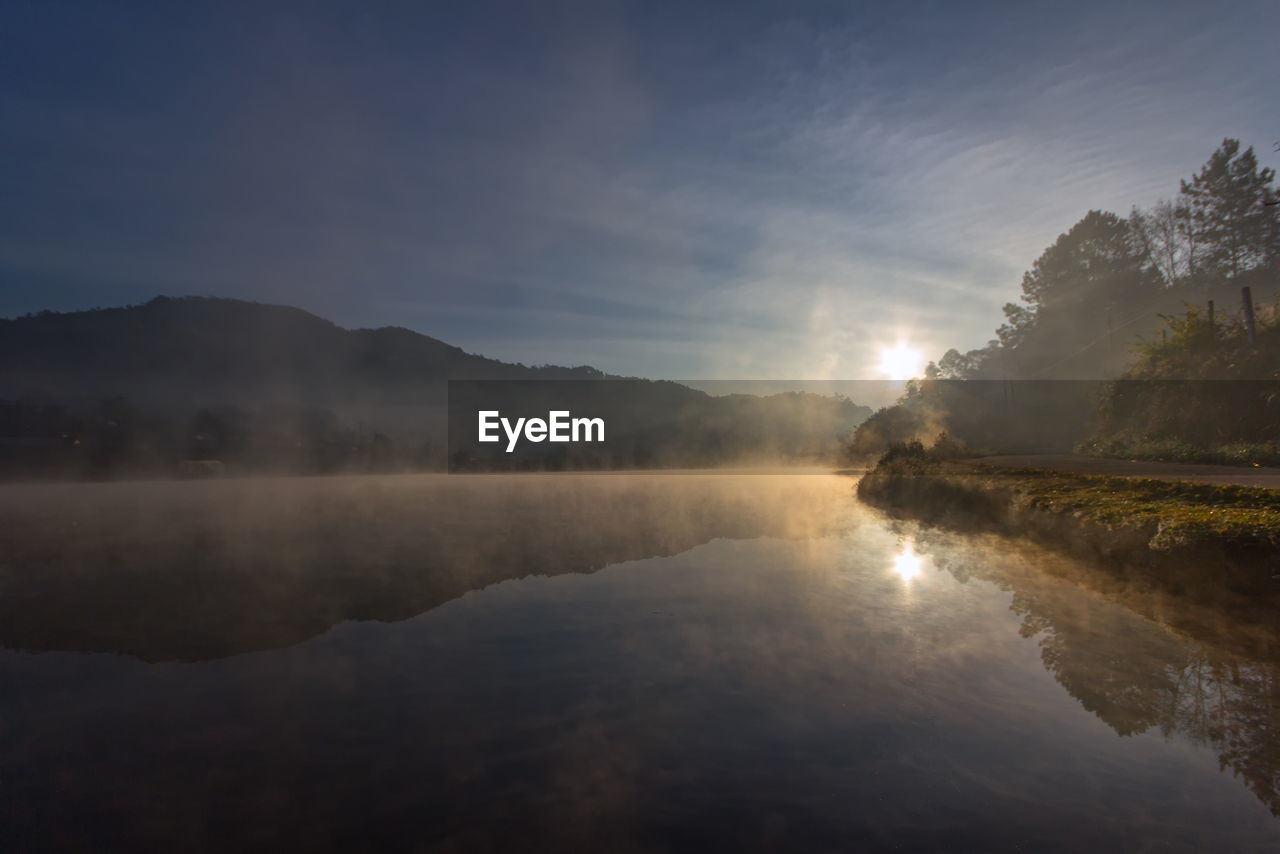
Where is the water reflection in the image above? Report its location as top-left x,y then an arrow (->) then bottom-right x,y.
0,473 -> 853,660
892,542 -> 924,582
905,527 -> 1280,818
2,473 -> 1279,850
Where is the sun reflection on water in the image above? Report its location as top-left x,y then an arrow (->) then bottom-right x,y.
892,543 -> 924,582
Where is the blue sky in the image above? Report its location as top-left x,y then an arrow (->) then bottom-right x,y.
2,0 -> 1277,379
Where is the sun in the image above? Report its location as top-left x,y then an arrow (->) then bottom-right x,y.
877,344 -> 924,380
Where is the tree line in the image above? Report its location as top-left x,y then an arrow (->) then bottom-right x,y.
927,138 -> 1279,382
851,138 -> 1280,460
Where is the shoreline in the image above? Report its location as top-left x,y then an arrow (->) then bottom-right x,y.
856,454 -> 1280,600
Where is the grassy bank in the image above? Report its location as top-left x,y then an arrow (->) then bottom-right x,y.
857,443 -> 1280,595
1077,436 -> 1280,468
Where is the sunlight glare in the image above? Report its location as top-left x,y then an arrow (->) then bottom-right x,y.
878,345 -> 924,380
892,543 -> 923,582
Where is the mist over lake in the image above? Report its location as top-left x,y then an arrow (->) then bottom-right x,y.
3,472 -> 1278,851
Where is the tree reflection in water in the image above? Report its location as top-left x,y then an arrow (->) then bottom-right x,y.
912,528 -> 1280,816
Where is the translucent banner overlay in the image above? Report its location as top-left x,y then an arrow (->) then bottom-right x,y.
447,379 -> 1280,472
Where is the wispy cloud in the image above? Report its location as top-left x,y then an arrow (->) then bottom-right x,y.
2,1 -> 1278,380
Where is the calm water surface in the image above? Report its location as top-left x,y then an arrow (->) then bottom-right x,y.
2,473 -> 1278,851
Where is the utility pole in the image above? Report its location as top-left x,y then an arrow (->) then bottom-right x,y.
1207,300 -> 1214,344
1242,286 -> 1256,345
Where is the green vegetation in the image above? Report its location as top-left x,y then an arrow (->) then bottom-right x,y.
983,470 -> 1280,551
1078,300 -> 1280,462
1125,299 -> 1280,380
849,138 -> 1280,461
859,443 -> 1280,588
865,434 -> 975,469
925,135 -> 1280,386
1077,436 -> 1280,467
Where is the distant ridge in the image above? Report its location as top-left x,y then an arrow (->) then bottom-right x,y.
0,296 -> 871,478
0,296 -> 615,407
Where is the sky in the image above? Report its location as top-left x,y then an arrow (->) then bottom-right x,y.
2,0 -> 1278,380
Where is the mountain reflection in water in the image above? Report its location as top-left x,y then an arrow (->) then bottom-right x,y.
1,472 -> 1278,851
0,473 -> 850,661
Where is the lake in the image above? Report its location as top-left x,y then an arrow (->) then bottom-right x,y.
2,472 -> 1278,851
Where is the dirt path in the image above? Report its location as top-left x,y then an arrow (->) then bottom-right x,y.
972,454 -> 1280,490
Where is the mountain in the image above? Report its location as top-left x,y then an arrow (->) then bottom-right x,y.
0,296 -> 608,408
0,296 -> 871,478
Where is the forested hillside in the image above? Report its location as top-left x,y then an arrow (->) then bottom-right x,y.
1,297 -> 871,477
852,138 -> 1280,459
926,138 -> 1279,382
0,295 -> 609,407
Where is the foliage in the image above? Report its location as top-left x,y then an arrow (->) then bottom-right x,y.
861,455 -> 1280,564
921,138 -> 1280,385
1077,436 -> 1280,468
845,401 -> 940,460
871,138 -> 1280,462
871,434 -> 974,471
1083,298 -> 1280,453
1126,296 -> 1280,380
994,210 -> 1159,378
1179,139 -> 1280,281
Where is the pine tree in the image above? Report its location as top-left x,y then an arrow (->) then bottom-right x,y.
996,210 -> 1156,377
1179,139 -> 1278,281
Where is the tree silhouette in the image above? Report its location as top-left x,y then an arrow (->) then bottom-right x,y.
1180,139 -> 1278,280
